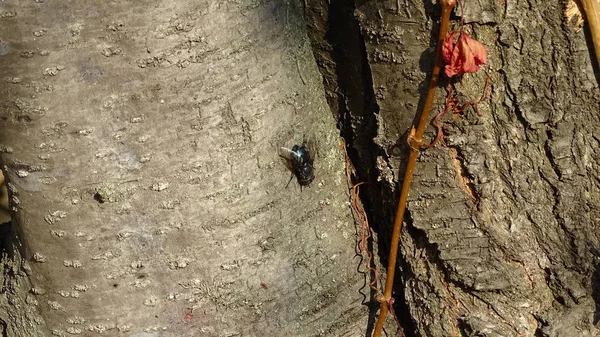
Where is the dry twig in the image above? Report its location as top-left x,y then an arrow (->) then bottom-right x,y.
372,0 -> 456,335
580,0 -> 600,68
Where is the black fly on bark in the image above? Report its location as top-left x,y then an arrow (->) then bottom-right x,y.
279,138 -> 315,190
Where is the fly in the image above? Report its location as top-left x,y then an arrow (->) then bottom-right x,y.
279,141 -> 315,189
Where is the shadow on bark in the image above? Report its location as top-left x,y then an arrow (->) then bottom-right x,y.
303,0 -> 417,335
581,19 -> 600,85
326,3 -> 385,334
592,253 -> 600,324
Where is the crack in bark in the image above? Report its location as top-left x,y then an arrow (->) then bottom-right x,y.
532,313 -> 549,337
542,130 -> 562,183
539,131 -> 584,277
447,146 -> 480,207
0,317 -> 6,337
504,84 -> 532,134
302,1 -> 417,335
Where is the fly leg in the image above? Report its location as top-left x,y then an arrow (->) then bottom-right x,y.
285,172 -> 295,188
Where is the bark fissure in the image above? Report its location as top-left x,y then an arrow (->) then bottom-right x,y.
447,146 -> 480,206
542,130 -> 562,182
0,317 -> 6,337
302,0 -> 417,335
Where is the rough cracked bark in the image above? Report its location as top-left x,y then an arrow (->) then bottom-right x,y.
0,1 -> 369,336
304,0 -> 600,336
355,0 -> 600,336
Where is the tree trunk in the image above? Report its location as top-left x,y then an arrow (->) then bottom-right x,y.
3,0 -> 600,336
304,0 -> 600,336
0,1 -> 368,336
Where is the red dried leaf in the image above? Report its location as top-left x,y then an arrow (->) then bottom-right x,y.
442,32 -> 488,78
442,31 -> 457,65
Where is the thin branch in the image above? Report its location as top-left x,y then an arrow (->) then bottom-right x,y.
371,0 -> 456,335
580,0 -> 600,69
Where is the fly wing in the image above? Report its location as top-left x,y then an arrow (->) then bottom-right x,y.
278,147 -> 298,160
304,134 -> 318,160
278,147 -> 297,171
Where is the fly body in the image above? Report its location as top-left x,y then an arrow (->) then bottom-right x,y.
290,144 -> 314,186
280,141 -> 315,189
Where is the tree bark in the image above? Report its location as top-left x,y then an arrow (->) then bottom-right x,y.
4,0 -> 600,336
0,1 -> 368,336
305,0 -> 600,336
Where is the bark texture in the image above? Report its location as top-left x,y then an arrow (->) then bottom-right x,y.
0,1 -> 368,336
304,0 -> 600,336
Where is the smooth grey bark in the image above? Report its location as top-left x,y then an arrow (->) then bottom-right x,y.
0,1 -> 369,336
